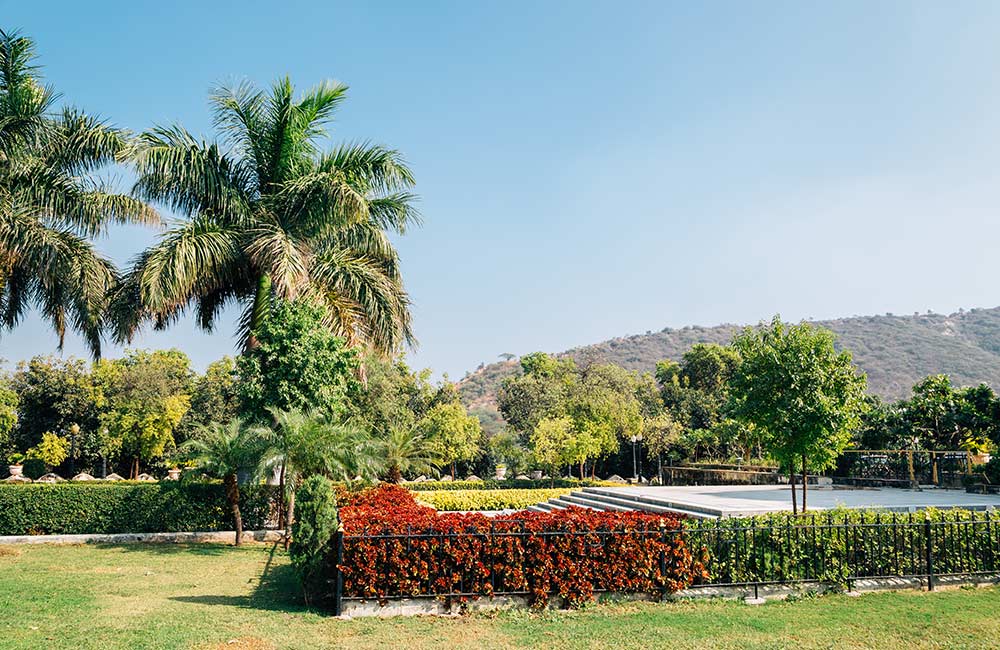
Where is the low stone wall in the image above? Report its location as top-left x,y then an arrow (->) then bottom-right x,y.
0,529 -> 283,546
662,466 -> 781,486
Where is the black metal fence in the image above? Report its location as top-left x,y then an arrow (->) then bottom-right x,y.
686,512 -> 1000,595
830,450 -> 977,488
327,512 -> 1000,614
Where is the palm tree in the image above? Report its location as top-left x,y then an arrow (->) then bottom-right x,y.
182,419 -> 272,546
111,77 -> 418,354
379,426 -> 441,484
268,407 -> 381,547
0,29 -> 157,355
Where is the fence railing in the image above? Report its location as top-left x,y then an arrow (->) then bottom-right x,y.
326,512 -> 1000,613
830,450 -> 979,488
686,512 -> 1000,597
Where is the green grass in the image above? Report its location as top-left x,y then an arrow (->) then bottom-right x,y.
2,543 -> 1000,649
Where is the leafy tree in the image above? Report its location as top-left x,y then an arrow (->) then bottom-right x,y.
25,431 -> 69,469
530,416 -> 574,483
345,354 -> 441,437
93,349 -> 194,477
730,317 -> 867,512
642,411 -> 683,481
486,430 -> 530,477
0,382 -> 17,457
182,419 -> 272,545
236,300 -> 359,424
497,353 -> 575,437
110,76 -> 418,355
9,356 -> 98,456
179,356 -> 239,442
0,29 -> 156,354
420,402 -> 482,478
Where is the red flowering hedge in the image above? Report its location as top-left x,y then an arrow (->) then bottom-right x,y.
333,485 -> 706,608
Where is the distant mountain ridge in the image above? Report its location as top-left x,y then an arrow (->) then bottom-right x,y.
458,307 -> 1000,413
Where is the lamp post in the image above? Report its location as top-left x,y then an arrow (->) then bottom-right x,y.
100,428 -> 109,478
630,434 -> 642,481
68,423 -> 80,475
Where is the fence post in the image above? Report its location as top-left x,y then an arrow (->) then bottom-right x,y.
333,528 -> 345,615
659,526 -> 668,601
923,518 -> 934,592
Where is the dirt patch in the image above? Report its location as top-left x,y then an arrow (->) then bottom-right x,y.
0,546 -> 21,558
195,637 -> 275,650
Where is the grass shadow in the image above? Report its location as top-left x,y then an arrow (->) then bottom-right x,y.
169,542 -> 311,614
91,542 -> 233,556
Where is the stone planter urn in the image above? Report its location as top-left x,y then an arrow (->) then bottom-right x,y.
494,464 -> 507,480
529,470 -> 543,480
166,468 -> 182,481
7,465 -> 23,478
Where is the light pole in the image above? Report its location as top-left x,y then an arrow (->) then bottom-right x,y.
630,434 -> 642,481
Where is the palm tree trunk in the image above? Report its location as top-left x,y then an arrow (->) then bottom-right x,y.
246,274 -> 272,351
390,464 -> 402,484
277,462 -> 286,529
224,473 -> 243,546
283,486 -> 296,550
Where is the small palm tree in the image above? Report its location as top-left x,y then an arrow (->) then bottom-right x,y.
380,427 -> 441,484
111,77 -> 418,354
0,29 -> 157,354
268,408 -> 381,546
182,419 -> 272,546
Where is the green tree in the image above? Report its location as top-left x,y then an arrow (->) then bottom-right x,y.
530,416 -> 574,483
179,356 -> 239,443
642,411 -> 683,482
110,76 -> 417,354
9,356 -> 98,457
497,353 -> 575,438
730,317 -> 867,512
182,419 -> 272,545
0,29 -> 156,354
0,381 -> 17,457
25,431 -> 69,470
420,402 -> 482,478
290,474 -> 339,603
236,300 -> 359,424
93,349 -> 194,477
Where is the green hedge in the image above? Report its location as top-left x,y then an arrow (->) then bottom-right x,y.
415,488 -> 572,511
406,478 -> 614,491
0,483 -> 279,535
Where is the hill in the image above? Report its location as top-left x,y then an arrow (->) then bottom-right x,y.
458,307 -> 1000,427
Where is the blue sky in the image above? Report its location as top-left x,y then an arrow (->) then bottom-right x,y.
4,1 -> 1000,378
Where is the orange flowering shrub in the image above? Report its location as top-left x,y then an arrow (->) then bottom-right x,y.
334,485 -> 706,608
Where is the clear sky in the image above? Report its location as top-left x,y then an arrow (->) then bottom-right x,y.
3,1 -> 1000,378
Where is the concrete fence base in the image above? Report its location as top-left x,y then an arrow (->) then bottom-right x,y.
0,529 -> 284,545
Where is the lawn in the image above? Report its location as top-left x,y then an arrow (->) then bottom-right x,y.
2,543 -> 1000,650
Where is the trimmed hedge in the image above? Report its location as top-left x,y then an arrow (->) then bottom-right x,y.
0,483 -> 279,535
415,488 -> 572,511
325,485 -> 700,608
406,478 -> 614,491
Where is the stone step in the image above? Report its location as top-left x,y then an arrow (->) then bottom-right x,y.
582,487 -> 723,519
572,490 -> 717,520
554,493 -> 634,511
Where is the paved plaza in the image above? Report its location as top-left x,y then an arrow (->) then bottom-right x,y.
583,484 -> 1000,518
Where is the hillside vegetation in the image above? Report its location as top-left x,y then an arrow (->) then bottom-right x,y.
459,307 -> 1000,423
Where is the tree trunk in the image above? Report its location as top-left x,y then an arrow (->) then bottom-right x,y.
579,461 -> 585,481
591,462 -> 596,480
451,462 -> 456,480
224,473 -> 243,546
245,274 -> 272,352
390,464 -> 402,484
277,462 -> 286,529
131,457 -> 139,480
789,468 -> 798,515
283,487 -> 296,551
801,453 -> 808,513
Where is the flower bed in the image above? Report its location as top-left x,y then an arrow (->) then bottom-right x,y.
331,485 -> 703,608
414,488 -> 572,511
406,478 -> 615,491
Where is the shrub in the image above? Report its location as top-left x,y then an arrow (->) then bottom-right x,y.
328,485 -> 701,608
0,482 -> 278,535
291,475 -> 340,605
407,478 -> 614,491
415,488 -> 572,511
